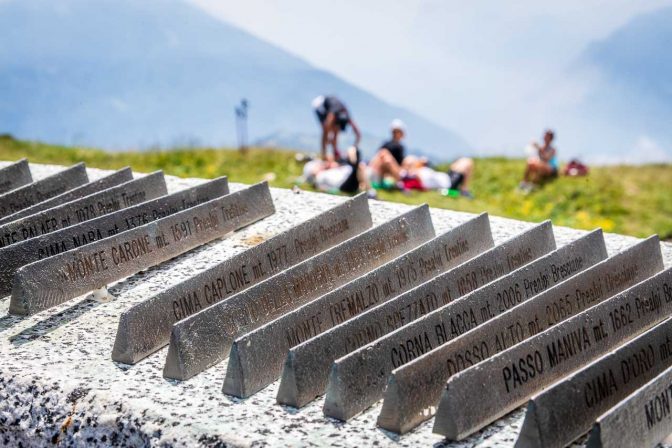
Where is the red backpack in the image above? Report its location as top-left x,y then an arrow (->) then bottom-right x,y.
564,159 -> 589,176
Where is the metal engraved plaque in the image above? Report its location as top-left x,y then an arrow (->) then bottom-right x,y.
224,213 -> 493,398
587,364 -> 672,448
9,182 -> 272,316
277,221 -> 555,409
0,159 -> 32,195
517,314 -> 672,448
0,167 -> 133,226
162,205 -> 435,381
432,266 -> 672,441
0,171 -> 166,249
324,229 -> 606,421
111,194 -> 372,364
379,234 -> 662,434
0,163 -> 88,218
0,177 -> 228,298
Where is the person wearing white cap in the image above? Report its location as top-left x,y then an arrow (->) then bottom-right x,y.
367,119 -> 409,188
312,95 -> 361,161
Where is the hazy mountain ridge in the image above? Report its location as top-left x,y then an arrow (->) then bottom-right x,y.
561,6 -> 672,163
0,0 -> 469,160
584,6 -> 672,97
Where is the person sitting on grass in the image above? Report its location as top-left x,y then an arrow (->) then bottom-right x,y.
302,146 -> 374,197
520,129 -> 559,191
368,119 -> 409,189
402,155 -> 475,198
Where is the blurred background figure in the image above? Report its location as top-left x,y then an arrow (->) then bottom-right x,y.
312,95 -> 361,161
368,119 -> 409,188
520,129 -> 558,191
302,145 -> 373,196
401,155 -> 475,198
564,158 -> 590,177
234,98 -> 249,153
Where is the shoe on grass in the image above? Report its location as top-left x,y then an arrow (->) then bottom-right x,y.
460,190 -> 474,199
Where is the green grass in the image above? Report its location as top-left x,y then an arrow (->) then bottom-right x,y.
1,135 -> 671,240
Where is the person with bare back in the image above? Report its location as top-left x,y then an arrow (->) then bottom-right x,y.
312,95 -> 361,161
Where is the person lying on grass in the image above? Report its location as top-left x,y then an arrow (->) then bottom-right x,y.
400,155 -> 475,198
302,146 -> 374,197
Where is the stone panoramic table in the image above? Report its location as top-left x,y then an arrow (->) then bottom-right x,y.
587,362 -> 672,448
324,229 -> 607,422
162,205 -> 434,380
1,161 -> 671,447
517,312 -> 672,448
278,221 -> 555,409
379,234 -> 662,434
0,176 -> 227,299
9,182 -> 273,316
0,158 -> 32,195
0,162 -> 88,217
0,166 -> 133,226
0,171 -> 166,249
112,193 -> 372,364
224,213 -> 493,399
433,266 -> 672,441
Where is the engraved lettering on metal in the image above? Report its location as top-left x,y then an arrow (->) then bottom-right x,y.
0,159 -> 32,195
0,171 -> 165,249
9,181 -> 271,316
0,176 -> 228,298
432,265 -> 672,441
0,163 -> 88,218
111,193 -> 372,364
379,234 -> 662,434
0,167 -> 133,226
162,205 -> 435,381
277,220 -> 555,409
324,229 -> 606,421
586,364 -> 672,448
517,317 -> 672,448
224,213 -> 493,398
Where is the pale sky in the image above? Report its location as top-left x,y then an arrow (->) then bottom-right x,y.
191,0 -> 672,156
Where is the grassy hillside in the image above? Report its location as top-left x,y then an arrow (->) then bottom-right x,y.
1,135 -> 670,240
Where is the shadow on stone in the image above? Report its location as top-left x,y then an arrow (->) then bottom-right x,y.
378,417 -> 434,443
0,313 -> 24,332
278,404 -> 303,416
9,298 -> 102,346
377,427 -> 402,443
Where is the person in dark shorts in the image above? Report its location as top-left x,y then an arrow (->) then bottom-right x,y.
312,95 -> 361,160
447,169 -> 466,190
302,146 -> 372,195
368,119 -> 408,187
338,146 -> 364,193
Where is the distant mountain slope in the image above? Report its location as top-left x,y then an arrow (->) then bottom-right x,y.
0,0 -> 469,159
584,6 -> 672,101
556,6 -> 672,163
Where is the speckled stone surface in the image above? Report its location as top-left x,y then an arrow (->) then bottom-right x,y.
0,161 -> 670,447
